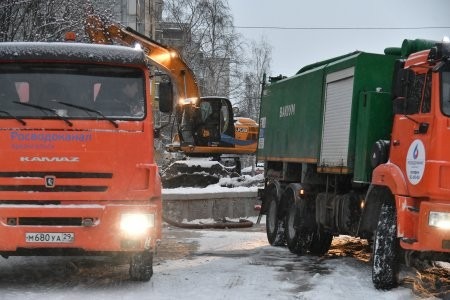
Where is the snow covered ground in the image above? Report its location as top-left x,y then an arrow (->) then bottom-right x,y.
163,177 -> 448,299
0,219 -> 446,300
158,225 -> 415,300
0,173 -> 447,299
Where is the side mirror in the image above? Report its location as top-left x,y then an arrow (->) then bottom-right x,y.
153,127 -> 161,138
158,81 -> 174,113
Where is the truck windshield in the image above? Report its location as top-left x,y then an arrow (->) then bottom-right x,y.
442,71 -> 450,116
0,63 -> 146,120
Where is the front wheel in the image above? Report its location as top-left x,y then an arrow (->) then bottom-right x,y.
129,251 -> 154,281
372,202 -> 399,290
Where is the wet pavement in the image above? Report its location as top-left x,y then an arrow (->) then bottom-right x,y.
0,222 -> 447,299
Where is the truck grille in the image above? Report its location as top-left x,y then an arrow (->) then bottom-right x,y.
0,172 -> 111,192
0,186 -> 107,192
0,172 -> 112,178
18,217 -> 82,226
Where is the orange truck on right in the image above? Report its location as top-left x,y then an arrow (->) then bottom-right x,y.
257,38 -> 450,289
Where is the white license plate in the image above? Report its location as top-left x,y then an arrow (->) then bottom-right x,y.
25,232 -> 74,243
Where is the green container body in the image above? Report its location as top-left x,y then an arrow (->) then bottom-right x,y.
258,52 -> 399,183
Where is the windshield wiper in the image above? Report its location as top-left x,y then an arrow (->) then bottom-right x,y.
0,110 -> 26,125
12,101 -> 73,127
56,101 -> 119,128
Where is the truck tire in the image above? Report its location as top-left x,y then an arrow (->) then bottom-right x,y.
285,202 -> 300,253
129,251 -> 154,281
372,201 -> 399,290
284,199 -> 313,255
266,196 -> 285,246
293,229 -> 314,255
309,230 -> 333,256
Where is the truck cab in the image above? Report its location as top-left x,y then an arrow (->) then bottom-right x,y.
373,41 -> 450,253
0,42 -> 161,281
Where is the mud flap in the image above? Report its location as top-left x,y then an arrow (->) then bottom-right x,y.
129,251 -> 154,282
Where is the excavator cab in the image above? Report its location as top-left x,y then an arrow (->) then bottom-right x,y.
176,97 -> 234,150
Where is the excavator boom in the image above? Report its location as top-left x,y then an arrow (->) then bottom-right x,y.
85,14 -> 259,188
85,14 -> 200,103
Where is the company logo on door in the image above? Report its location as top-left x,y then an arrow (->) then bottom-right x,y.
406,139 -> 426,185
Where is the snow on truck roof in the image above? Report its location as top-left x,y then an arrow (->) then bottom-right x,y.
0,42 -> 146,65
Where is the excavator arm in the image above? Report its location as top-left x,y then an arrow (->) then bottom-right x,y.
85,14 -> 200,104
84,14 -> 259,187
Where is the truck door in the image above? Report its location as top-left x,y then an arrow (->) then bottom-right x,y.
389,70 -> 433,195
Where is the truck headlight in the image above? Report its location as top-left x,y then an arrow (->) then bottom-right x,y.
120,213 -> 155,235
428,211 -> 450,229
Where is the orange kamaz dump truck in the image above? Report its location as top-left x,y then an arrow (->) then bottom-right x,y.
0,41 -> 162,281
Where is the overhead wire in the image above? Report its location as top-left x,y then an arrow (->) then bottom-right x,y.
235,26 -> 450,30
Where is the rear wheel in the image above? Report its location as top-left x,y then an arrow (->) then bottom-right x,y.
293,229 -> 314,255
372,201 -> 399,290
129,251 -> 154,281
284,199 -> 313,255
266,195 -> 285,246
285,202 -> 300,253
309,229 -> 333,256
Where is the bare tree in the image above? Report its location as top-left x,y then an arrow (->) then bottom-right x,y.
0,0 -> 118,42
163,0 -> 243,97
162,0 -> 271,120
235,37 -> 272,120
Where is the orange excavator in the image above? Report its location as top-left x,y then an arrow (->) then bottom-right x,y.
85,14 -> 259,187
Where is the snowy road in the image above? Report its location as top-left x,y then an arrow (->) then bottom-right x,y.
0,220 -> 447,300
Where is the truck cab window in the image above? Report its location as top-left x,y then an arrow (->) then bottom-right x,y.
407,73 -> 425,114
421,72 -> 432,113
0,63 -> 146,120
442,72 -> 450,116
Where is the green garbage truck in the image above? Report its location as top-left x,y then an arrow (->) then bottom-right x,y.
257,39 -> 450,289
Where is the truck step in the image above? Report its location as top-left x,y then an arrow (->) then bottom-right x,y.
401,238 -> 418,244
407,206 -> 420,212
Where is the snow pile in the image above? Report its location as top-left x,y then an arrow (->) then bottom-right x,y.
170,216 -> 264,225
161,158 -> 264,190
161,159 -> 240,188
217,173 -> 264,188
162,178 -> 261,195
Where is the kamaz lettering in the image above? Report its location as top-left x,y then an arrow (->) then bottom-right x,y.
20,156 -> 80,162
